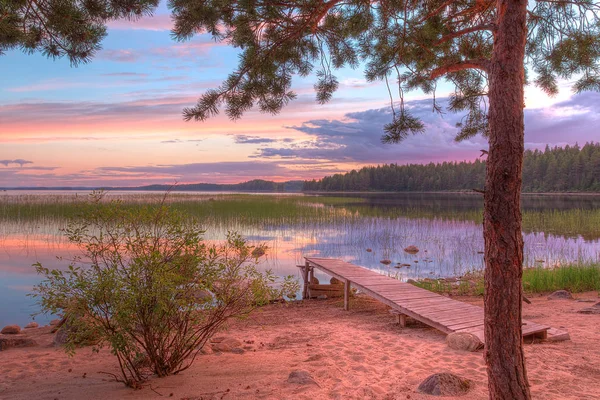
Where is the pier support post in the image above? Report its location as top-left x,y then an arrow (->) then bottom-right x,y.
302,261 -> 310,299
344,279 -> 350,311
398,314 -> 407,328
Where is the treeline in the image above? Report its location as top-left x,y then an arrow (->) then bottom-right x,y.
303,142 -> 600,192
132,179 -> 304,192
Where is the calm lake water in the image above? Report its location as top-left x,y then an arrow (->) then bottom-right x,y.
1,191 -> 599,326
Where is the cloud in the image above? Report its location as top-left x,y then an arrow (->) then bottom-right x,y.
97,161 -> 298,178
340,78 -> 378,88
251,92 -> 600,165
524,91 -> 600,146
159,138 -> 204,144
0,159 -> 33,167
4,73 -> 189,93
99,49 -> 143,63
100,72 -> 149,77
254,98 -> 482,164
0,96 -> 193,124
99,41 -> 222,63
233,135 -> 279,144
0,161 -> 342,187
106,14 -> 174,31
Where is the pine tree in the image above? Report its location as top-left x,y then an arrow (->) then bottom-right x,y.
3,1 -> 600,398
0,0 -> 159,65
303,143 -> 600,193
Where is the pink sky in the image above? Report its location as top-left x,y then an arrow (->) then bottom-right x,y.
1,9 -> 598,187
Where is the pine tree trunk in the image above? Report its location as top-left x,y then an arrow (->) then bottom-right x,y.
484,0 -> 531,399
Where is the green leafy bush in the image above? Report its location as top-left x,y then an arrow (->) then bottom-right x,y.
32,193 -> 296,387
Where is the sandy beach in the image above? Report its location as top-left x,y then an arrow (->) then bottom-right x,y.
1,292 -> 599,400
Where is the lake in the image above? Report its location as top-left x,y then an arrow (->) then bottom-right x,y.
1,191 -> 599,326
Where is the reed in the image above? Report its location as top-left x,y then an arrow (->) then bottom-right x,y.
523,264 -> 600,293
413,264 -> 600,295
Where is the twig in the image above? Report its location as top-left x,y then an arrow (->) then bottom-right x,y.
149,384 -> 164,396
98,371 -> 123,382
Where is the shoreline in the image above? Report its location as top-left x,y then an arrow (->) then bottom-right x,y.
3,189 -> 600,196
304,190 -> 600,196
2,292 -> 599,399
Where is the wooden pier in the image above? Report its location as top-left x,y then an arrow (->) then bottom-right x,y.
301,257 -> 552,342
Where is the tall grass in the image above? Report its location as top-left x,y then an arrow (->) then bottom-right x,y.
523,264 -> 600,293
413,264 -> 600,295
2,193 -> 600,239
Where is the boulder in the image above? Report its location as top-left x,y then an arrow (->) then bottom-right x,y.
1,325 -> 21,335
446,332 -> 483,352
417,373 -> 471,396
547,290 -> 573,300
49,319 -> 61,326
53,328 -> 69,346
404,245 -> 420,254
0,336 -> 37,351
211,337 -> 242,353
251,247 -> 266,258
380,259 -> 392,265
578,301 -> 600,315
191,289 -> 213,302
330,277 -> 343,285
287,370 -> 318,386
366,248 -> 372,252
53,321 -> 99,347
25,322 -> 39,329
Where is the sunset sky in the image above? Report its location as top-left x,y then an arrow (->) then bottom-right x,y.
1,2 -> 599,187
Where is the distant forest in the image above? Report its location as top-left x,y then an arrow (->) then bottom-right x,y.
125,179 -> 305,192
1,180 -> 305,192
302,142 -> 600,193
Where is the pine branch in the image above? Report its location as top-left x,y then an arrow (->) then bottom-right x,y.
430,59 -> 490,79
434,24 -> 497,46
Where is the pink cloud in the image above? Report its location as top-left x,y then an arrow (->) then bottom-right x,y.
98,41 -> 223,63
99,49 -> 141,62
107,14 -> 174,31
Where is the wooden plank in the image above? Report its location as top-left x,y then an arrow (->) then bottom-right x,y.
522,323 -> 549,336
358,280 -> 411,286
425,313 -> 484,325
446,319 -> 487,330
389,297 -> 455,307
424,312 -> 484,325
459,327 -> 485,338
370,284 -> 435,292
379,292 -> 446,302
402,299 -> 478,310
419,305 -> 483,316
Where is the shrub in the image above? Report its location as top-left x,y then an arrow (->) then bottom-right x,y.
32,193 -> 296,388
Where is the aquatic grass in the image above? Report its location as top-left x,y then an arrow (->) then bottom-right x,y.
522,264 -> 600,293
2,193 -> 600,240
413,264 -> 600,295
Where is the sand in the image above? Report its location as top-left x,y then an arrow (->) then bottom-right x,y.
1,292 -> 599,400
